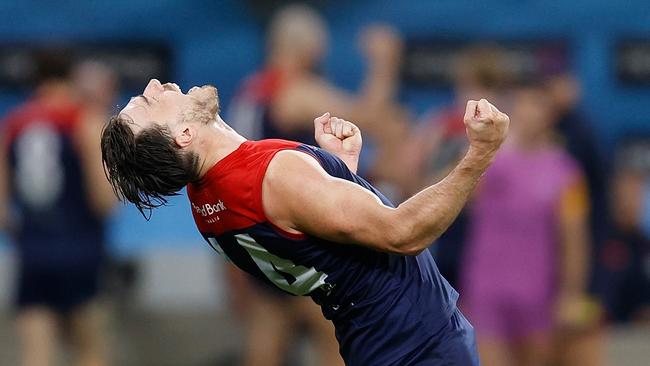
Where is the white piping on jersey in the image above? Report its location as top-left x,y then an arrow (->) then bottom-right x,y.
234,233 -> 329,296
207,237 -> 233,262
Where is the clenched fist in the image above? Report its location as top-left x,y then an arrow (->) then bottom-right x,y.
464,99 -> 509,155
314,112 -> 362,172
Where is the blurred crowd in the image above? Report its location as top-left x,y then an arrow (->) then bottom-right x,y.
1,4 -> 649,366
0,50 -> 117,366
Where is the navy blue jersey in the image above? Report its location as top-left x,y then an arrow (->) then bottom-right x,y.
2,97 -> 105,270
187,139 -> 462,365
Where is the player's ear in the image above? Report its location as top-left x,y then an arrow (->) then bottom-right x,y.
174,124 -> 194,148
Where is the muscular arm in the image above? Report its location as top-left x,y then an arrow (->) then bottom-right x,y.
264,100 -> 509,255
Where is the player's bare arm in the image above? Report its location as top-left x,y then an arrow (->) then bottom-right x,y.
313,112 -> 362,173
263,99 -> 509,255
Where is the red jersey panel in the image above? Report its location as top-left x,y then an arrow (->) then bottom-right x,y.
187,139 -> 300,236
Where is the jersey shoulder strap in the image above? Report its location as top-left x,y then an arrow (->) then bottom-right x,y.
187,139 -> 301,236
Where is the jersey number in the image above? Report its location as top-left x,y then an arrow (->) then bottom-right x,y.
209,234 -> 329,296
14,122 -> 65,209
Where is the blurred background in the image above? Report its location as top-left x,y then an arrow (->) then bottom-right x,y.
0,1 -> 649,365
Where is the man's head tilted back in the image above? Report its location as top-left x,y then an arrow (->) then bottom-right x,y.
101,79 -> 220,216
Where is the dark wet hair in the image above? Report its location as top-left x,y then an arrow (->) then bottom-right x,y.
101,114 -> 200,218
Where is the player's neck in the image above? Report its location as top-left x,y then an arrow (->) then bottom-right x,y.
196,117 -> 247,179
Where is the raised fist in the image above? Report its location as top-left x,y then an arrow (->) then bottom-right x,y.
360,25 -> 403,70
463,99 -> 509,154
314,112 -> 362,159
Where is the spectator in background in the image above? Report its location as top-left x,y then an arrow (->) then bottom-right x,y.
407,45 -> 512,287
460,82 -> 591,366
226,6 -> 407,366
229,4 -> 411,196
0,52 -> 116,366
607,139 -> 650,323
546,72 -> 610,266
544,71 -> 608,366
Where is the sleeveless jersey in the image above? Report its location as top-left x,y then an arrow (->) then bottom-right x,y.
2,97 -> 105,270
187,139 -> 459,365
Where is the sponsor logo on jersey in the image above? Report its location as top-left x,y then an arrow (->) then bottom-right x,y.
192,200 -> 227,221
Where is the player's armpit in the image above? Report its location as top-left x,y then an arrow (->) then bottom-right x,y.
262,150 -> 411,254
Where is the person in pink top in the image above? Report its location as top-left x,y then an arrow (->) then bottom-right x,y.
460,82 -> 591,366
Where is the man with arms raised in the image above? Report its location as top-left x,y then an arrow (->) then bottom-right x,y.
101,79 -> 509,365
